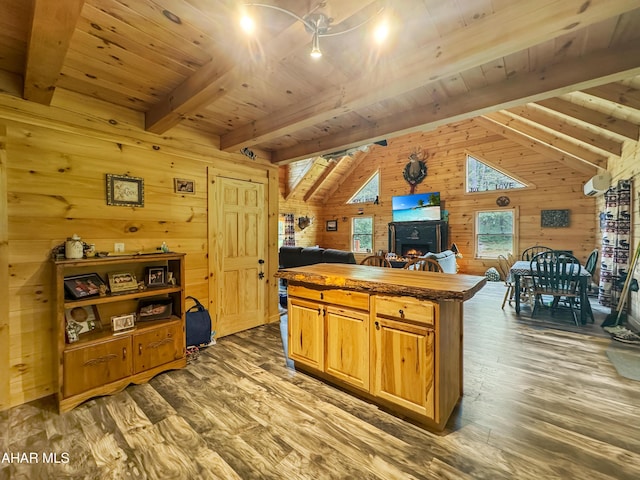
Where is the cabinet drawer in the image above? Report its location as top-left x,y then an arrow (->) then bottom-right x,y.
288,284 -> 369,310
133,322 -> 184,374
63,337 -> 132,397
374,295 -> 435,325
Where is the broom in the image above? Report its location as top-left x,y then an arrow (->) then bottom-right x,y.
602,241 -> 640,327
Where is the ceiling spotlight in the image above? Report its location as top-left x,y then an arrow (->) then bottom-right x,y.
310,30 -> 322,58
240,15 -> 255,34
242,3 -> 385,59
373,22 -> 389,44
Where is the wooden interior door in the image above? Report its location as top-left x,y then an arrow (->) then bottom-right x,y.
210,174 -> 267,337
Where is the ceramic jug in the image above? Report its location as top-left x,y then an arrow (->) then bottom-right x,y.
65,234 -> 84,259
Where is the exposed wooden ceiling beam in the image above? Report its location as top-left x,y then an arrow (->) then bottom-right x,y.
474,116 -> 598,176
303,157 -> 342,202
320,151 -> 372,204
505,104 -> 623,157
145,2 -> 376,134
484,111 -> 607,168
24,0 -> 85,105
221,0 -> 638,153
284,157 -> 324,201
271,43 -> 640,163
582,82 -> 640,111
536,98 -> 640,140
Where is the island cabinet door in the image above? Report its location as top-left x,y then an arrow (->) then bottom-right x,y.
325,306 -> 370,391
288,297 -> 324,370
372,317 -> 435,419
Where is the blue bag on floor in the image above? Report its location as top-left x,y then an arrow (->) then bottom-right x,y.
185,296 -> 212,347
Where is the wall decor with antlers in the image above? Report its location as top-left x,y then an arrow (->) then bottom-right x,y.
403,148 -> 427,194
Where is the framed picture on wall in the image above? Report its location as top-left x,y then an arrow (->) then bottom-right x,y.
541,209 -> 570,228
106,174 -> 144,207
326,220 -> 338,231
174,178 -> 195,194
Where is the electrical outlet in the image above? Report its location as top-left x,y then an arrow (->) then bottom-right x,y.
114,242 -> 125,253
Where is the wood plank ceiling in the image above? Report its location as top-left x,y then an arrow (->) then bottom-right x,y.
1,0 -> 639,201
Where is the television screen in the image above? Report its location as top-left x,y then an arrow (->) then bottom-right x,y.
392,192 -> 441,222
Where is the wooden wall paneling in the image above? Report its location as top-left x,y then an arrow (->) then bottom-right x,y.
0,94 -> 276,407
309,121 -> 598,275
0,124 -> 9,411
0,89 -> 277,170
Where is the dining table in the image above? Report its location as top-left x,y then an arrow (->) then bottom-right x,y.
509,260 -> 593,324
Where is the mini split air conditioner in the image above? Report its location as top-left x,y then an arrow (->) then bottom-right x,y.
583,173 -> 611,197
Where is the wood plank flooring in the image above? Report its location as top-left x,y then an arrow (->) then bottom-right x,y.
2,282 -> 640,479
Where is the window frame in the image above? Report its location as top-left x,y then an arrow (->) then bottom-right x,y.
351,216 -> 374,253
474,208 -> 519,259
347,170 -> 380,205
465,152 -> 533,194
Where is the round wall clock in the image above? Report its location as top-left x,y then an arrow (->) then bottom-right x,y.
496,196 -> 510,207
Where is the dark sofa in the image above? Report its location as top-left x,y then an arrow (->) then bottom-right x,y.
278,246 -> 356,269
278,247 -> 356,308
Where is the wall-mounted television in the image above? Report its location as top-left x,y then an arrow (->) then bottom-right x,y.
391,192 -> 441,222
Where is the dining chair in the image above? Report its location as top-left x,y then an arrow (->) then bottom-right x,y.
584,248 -> 599,293
403,258 -> 443,272
529,251 -> 583,325
496,255 -> 515,309
360,255 -> 392,267
521,245 -> 553,261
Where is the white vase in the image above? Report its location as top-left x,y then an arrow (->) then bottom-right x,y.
65,234 -> 84,259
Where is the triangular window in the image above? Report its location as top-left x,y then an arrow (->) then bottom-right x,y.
466,154 -> 527,192
347,171 -> 379,204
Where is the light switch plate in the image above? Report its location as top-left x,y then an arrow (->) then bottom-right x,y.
114,243 -> 125,253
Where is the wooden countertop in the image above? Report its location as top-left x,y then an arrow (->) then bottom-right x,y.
275,263 -> 487,301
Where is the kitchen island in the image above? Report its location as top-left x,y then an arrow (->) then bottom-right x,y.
275,263 -> 486,431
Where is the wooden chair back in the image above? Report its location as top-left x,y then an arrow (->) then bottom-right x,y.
521,245 -> 552,261
403,258 -> 443,272
584,248 -> 599,276
360,255 -> 392,268
529,251 -> 582,296
496,255 -> 512,282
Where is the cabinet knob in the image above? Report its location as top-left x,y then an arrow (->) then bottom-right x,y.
122,347 -> 127,360
375,321 -> 380,330
139,344 -> 143,355
398,309 -> 405,318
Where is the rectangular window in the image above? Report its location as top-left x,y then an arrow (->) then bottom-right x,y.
475,210 -> 515,259
352,216 -> 373,253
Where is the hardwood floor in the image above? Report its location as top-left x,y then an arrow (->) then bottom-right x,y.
2,282 -> 640,479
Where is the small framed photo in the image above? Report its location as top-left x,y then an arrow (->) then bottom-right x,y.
137,298 -> 173,322
65,305 -> 101,343
64,273 -> 106,300
174,178 -> 195,194
108,272 -> 139,294
111,313 -> 136,334
326,220 -> 338,232
106,174 -> 144,207
145,266 -> 167,287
